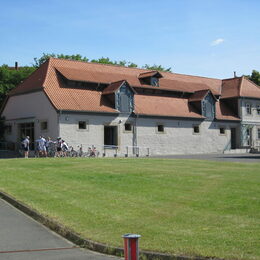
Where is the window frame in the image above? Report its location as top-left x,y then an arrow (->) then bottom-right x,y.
193,125 -> 200,135
219,127 -> 226,135
78,121 -> 88,131
257,105 -> 260,115
246,103 -> 252,115
156,124 -> 165,133
40,121 -> 48,131
257,128 -> 260,140
124,122 -> 133,133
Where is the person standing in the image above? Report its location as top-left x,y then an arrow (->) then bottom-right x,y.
22,136 -> 30,158
38,136 -> 47,157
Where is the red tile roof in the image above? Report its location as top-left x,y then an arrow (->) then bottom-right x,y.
135,95 -> 204,118
221,76 -> 260,99
215,101 -> 240,121
6,58 -> 258,120
189,89 -> 210,102
138,71 -> 163,79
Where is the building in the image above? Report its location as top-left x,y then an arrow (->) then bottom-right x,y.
1,58 -> 260,156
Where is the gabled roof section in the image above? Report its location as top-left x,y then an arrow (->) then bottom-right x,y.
8,60 -> 50,96
188,89 -> 216,102
221,76 -> 260,99
138,71 -> 163,79
102,80 -> 136,95
240,77 -> 260,99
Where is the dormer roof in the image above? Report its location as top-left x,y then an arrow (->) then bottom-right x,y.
221,76 -> 260,99
189,89 -> 217,102
138,71 -> 163,79
102,80 -> 136,95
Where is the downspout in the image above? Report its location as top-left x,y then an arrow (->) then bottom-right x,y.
58,110 -> 62,138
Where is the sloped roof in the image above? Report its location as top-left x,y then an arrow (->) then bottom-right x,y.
221,76 -> 260,99
138,71 -> 163,79
215,101 -> 240,121
8,61 -> 49,95
135,95 -> 204,118
189,89 -> 210,102
6,58 -> 258,119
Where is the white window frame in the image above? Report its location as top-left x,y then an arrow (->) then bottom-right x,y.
156,123 -> 165,134
124,122 -> 133,133
40,120 -> 48,132
193,125 -> 200,135
219,127 -> 226,135
246,103 -> 252,115
257,128 -> 260,140
77,120 -> 89,131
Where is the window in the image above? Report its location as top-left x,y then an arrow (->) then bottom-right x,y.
5,125 -> 12,134
219,127 -> 226,135
78,121 -> 87,129
104,126 -> 118,146
41,121 -> 48,131
257,105 -> 260,115
151,77 -> 159,87
124,123 -> 132,132
157,124 -> 164,133
193,125 -> 200,134
246,103 -> 252,115
258,128 -> 260,139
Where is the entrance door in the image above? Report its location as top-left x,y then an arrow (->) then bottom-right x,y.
104,126 -> 118,146
231,128 -> 236,149
19,122 -> 35,149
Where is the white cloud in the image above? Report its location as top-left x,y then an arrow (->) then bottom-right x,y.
211,38 -> 225,46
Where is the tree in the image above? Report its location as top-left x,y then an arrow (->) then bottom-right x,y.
249,70 -> 260,86
33,53 -> 89,67
143,64 -> 172,72
0,65 -> 36,105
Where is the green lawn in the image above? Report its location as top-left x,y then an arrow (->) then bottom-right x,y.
0,158 -> 259,260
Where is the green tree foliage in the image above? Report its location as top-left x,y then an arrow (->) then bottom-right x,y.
33,53 -> 89,67
143,64 -> 172,72
0,65 -> 36,105
249,70 -> 260,86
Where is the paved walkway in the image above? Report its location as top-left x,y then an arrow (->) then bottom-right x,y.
0,199 -> 121,260
152,153 -> 260,163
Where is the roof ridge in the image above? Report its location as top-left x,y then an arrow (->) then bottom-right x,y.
42,58 -> 51,88
238,76 -> 244,97
243,76 -> 260,89
170,72 -> 221,81
49,57 -> 156,73
222,76 -> 243,81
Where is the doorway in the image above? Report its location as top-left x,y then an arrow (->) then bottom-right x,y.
104,126 -> 118,146
231,128 -> 236,149
19,122 -> 35,149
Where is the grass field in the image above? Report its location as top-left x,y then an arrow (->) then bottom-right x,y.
0,158 -> 259,260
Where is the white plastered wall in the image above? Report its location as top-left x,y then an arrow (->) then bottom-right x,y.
2,91 -> 58,143
59,112 -> 239,156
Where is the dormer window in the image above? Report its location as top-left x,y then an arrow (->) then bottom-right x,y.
102,80 -> 136,113
151,77 -> 159,87
138,71 -> 163,86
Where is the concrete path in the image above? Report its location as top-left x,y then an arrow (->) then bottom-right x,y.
152,153 -> 260,163
0,199 -> 121,260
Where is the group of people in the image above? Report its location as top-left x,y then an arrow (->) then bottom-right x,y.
21,136 -> 69,158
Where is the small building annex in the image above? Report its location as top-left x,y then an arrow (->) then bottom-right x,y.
1,58 -> 260,156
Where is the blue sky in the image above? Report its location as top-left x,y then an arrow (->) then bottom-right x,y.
0,0 -> 259,78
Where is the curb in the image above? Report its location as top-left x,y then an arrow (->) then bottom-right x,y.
0,191 -> 222,260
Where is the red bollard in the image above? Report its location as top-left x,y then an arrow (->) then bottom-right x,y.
122,234 -> 141,260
